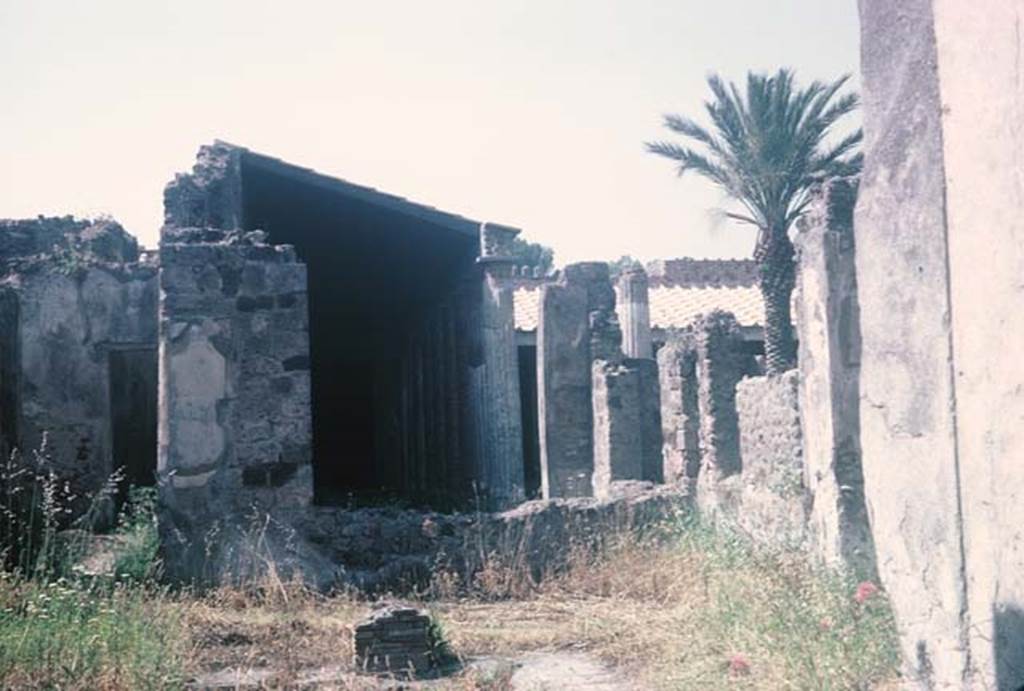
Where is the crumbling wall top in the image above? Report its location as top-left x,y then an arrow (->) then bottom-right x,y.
163,142 -> 244,232
0,216 -> 149,280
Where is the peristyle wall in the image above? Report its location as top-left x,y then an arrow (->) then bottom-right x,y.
857,0 -> 1024,686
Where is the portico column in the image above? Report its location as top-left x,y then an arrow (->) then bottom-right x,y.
475,223 -> 525,509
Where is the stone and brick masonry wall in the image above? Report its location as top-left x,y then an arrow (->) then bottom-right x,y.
158,227 -> 313,577
591,358 -> 661,498
296,482 -> 689,593
657,336 -> 701,484
734,371 -> 808,549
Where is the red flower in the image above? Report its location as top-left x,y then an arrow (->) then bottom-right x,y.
819,616 -> 833,630
854,581 -> 879,604
728,653 -> 751,676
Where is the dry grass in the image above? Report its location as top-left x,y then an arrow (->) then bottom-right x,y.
436,523 -> 900,689
0,509 -> 900,690
166,518 -> 899,690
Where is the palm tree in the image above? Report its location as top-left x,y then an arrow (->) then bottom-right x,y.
647,69 -> 861,374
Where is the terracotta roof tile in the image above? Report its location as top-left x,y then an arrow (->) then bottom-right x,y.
513,283 -> 766,332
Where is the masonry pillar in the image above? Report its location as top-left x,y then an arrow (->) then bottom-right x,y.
857,1 -> 1024,686
617,267 -> 653,359
537,262 -> 614,498
657,338 -> 701,484
157,228 -> 313,581
692,311 -> 754,516
591,361 -> 641,499
474,223 -> 525,509
795,179 -> 876,578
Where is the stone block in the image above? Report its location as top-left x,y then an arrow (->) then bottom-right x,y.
354,603 -> 442,675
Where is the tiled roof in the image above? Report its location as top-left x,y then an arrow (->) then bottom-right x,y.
514,286 -> 543,332
513,283 -> 765,332
646,284 -> 764,329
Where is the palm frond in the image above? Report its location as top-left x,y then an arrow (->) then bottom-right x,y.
649,68 -> 861,237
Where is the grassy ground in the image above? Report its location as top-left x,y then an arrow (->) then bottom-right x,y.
0,513 -> 901,690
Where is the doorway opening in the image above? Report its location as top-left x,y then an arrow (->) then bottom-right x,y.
108,348 -> 158,504
517,344 -> 541,498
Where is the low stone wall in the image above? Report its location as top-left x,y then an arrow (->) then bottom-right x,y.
160,482 -> 690,592
734,371 -> 809,548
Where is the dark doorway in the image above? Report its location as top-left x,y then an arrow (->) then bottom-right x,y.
239,154 -> 479,505
108,348 -> 158,491
0,290 -> 18,458
518,344 -> 541,498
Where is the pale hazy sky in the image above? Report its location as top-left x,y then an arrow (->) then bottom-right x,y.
1,0 -> 860,263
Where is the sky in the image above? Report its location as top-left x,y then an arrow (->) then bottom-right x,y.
0,0 -> 861,264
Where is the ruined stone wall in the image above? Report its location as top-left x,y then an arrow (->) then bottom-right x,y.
158,228 -> 312,537
538,262 -> 661,499
734,372 -> 808,548
0,218 -> 157,498
857,0 -> 1024,686
939,1 -> 1024,683
295,482 -> 689,593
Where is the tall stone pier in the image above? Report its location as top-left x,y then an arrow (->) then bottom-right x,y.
795,179 -> 876,578
591,357 -> 663,498
537,262 -> 616,498
857,0 -> 1024,686
657,337 -> 701,484
691,311 -> 755,516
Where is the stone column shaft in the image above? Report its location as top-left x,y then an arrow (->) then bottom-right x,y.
475,223 -> 525,509
617,268 -> 653,359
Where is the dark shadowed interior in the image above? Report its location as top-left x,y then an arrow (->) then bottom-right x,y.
517,345 -> 540,498
109,348 -> 158,488
239,154 -> 478,505
0,290 -> 18,457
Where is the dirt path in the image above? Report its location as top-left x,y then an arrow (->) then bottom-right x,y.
508,651 -> 635,691
190,650 -> 634,690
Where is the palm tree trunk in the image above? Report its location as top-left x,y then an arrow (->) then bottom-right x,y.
756,231 -> 797,375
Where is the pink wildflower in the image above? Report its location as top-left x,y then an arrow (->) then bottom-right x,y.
728,653 -> 751,676
854,580 -> 879,604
